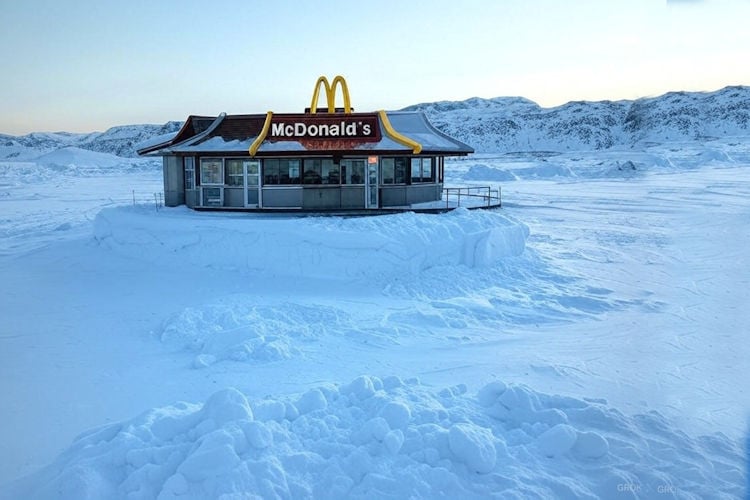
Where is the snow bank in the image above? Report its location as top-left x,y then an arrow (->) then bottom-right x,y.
32,147 -> 160,175
160,299 -> 405,368
0,151 -> 159,187
4,376 -> 743,499
93,206 -> 529,280
34,147 -> 129,168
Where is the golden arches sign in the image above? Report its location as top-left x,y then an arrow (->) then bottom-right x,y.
249,75 -> 423,157
310,75 -> 352,114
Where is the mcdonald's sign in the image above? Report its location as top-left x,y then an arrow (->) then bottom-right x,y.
309,75 -> 352,114
248,75 -> 420,157
268,115 -> 380,141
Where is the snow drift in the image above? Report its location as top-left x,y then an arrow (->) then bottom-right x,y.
3,376 -> 743,499
3,96 -> 750,499
92,206 -> 529,280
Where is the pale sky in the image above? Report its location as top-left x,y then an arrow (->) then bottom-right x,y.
1,0 -> 749,135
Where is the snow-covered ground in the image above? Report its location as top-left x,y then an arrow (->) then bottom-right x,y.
0,142 -> 748,498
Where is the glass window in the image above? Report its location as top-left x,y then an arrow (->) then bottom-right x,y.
303,159 -> 339,184
322,159 -> 339,184
411,158 -> 421,183
200,158 -> 223,185
245,160 -> 260,186
382,158 -> 395,184
264,159 -> 302,185
423,158 -> 433,181
225,159 -> 244,186
394,158 -> 407,184
303,159 -> 323,184
263,159 -> 279,184
184,157 -> 195,190
202,187 -> 222,206
407,157 -> 435,183
353,162 -> 365,184
279,159 -> 301,184
341,159 -> 365,184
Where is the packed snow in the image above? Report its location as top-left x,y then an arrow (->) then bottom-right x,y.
1,135 -> 749,498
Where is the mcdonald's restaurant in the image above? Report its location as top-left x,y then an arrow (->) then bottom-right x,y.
138,76 -> 473,211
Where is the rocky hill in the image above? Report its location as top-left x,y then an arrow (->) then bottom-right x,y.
404,85 -> 750,152
1,86 -> 748,160
0,122 -> 182,161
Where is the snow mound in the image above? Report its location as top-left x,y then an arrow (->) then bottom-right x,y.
93,206 -> 529,280
462,164 -> 517,182
0,149 -> 160,183
160,298 -> 407,367
34,147 -> 127,168
5,377 -> 743,499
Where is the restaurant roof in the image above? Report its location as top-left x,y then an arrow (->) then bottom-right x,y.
137,111 -> 473,157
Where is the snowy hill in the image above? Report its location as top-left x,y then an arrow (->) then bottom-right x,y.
404,85 -> 750,152
0,121 -> 182,161
1,86 -> 749,160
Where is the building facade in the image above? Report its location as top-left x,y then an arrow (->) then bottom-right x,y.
137,76 -> 473,211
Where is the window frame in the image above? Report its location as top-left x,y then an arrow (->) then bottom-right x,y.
381,157 -> 408,184
224,158 -> 245,187
409,157 -> 436,183
199,157 -> 224,186
262,158 -> 303,186
303,158 -> 339,185
184,156 -> 195,190
340,158 -> 366,185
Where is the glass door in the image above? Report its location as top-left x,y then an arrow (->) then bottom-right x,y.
244,160 -> 261,207
365,157 -> 379,209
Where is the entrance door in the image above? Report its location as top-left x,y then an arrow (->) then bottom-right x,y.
244,160 -> 262,207
365,157 -> 379,209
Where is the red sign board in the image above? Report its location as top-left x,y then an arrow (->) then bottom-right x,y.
268,113 -> 380,142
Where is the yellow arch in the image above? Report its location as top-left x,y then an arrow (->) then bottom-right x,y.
249,111 -> 273,157
378,110 -> 422,154
328,75 -> 351,113
309,75 -> 352,114
310,76 -> 330,114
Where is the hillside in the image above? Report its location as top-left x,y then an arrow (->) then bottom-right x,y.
404,85 -> 750,152
0,122 -> 182,161
1,86 -> 749,160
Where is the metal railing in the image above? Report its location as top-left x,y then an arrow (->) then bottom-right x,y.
130,190 -> 163,210
443,186 -> 502,209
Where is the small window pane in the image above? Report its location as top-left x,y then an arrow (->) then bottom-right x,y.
411,158 -> 421,182
341,160 -> 356,185
322,159 -> 338,184
184,157 -> 195,190
422,158 -> 433,181
303,159 -> 322,184
263,159 -> 280,184
382,158 -> 394,184
394,158 -> 407,184
200,158 -> 223,185
348,160 -> 365,184
202,187 -> 222,206
225,159 -> 244,186
245,160 -> 260,186
279,159 -> 301,184
245,160 -> 259,176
